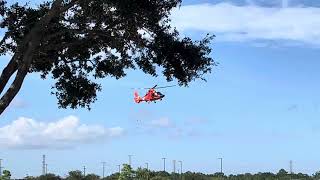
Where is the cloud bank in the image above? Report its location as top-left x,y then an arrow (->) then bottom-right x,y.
0,115 -> 124,149
171,3 -> 320,45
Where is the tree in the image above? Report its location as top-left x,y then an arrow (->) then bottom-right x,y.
38,173 -> 62,180
103,173 -> 120,180
118,164 -> 134,180
150,176 -> 170,180
0,170 -> 11,180
277,169 -> 288,176
151,171 -> 170,178
84,173 -> 100,180
135,167 -> 149,180
24,176 -> 37,180
314,171 -> 320,179
66,170 -> 83,180
0,0 -> 215,115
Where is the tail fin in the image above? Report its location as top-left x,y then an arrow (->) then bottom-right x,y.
134,91 -> 142,103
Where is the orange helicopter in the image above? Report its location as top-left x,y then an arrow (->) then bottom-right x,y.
133,85 -> 175,103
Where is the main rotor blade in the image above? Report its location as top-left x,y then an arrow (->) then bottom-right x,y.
154,85 -> 176,89
131,85 -> 176,90
131,87 -> 148,90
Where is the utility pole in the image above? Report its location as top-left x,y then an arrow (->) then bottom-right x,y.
290,160 -> 293,174
128,155 -> 133,167
178,161 -> 182,174
162,158 -> 166,172
146,163 -> 149,180
83,166 -> 86,176
218,158 -> 223,174
102,162 -> 106,178
42,155 -> 46,175
173,160 -> 177,180
45,164 -> 48,174
0,159 -> 2,178
178,161 -> 182,180
118,165 -> 121,173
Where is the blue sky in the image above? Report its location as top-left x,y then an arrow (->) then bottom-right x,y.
2,0 -> 320,178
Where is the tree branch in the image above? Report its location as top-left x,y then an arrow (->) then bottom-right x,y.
59,0 -> 79,13
64,58 -> 96,67
0,33 -> 8,47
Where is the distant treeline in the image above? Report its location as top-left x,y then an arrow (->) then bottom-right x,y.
5,164 -> 320,180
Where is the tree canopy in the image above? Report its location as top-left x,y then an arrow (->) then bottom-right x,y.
18,168 -> 320,180
0,0 -> 215,115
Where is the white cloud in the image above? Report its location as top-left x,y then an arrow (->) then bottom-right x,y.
132,116 -> 215,139
171,3 -> 320,45
10,97 -> 28,109
185,117 -> 208,125
150,117 -> 172,128
282,0 -> 289,8
0,115 -> 124,149
245,0 -> 255,6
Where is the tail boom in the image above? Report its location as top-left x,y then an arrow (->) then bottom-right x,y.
134,91 -> 143,103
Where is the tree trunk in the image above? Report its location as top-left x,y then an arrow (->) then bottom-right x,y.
0,56 -> 18,95
0,0 -> 73,115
